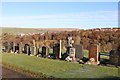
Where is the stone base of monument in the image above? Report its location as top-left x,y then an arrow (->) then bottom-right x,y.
85,58 -> 100,65
65,56 -> 72,62
30,54 -> 35,56
85,61 -> 100,65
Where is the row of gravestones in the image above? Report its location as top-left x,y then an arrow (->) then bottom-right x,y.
3,41 -> 100,65
3,39 -> 120,66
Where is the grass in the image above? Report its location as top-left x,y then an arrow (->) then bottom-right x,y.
2,53 -> 119,78
1,28 -> 54,34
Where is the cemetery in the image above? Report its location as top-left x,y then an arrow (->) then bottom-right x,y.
1,36 -> 120,78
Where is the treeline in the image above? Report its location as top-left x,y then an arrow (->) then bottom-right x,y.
1,29 -> 120,52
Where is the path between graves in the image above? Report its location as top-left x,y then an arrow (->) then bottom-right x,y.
1,66 -> 31,78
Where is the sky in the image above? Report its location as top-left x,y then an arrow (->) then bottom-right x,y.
1,2 -> 118,29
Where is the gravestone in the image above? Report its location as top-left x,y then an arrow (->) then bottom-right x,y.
31,46 -> 38,56
65,37 -> 76,61
109,50 -> 120,66
4,42 -> 11,53
69,48 -> 76,59
12,42 -> 16,53
14,43 -> 19,53
24,44 -> 30,55
19,42 -> 23,54
53,43 -> 60,59
67,37 -> 74,47
75,45 -> 83,60
42,46 -> 49,57
88,44 -> 100,65
31,47 -> 34,55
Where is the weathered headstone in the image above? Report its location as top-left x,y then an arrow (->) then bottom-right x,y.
42,46 -> 49,57
88,44 -> 100,65
75,45 -> 83,60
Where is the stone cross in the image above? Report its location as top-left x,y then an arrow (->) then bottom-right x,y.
68,37 -> 74,47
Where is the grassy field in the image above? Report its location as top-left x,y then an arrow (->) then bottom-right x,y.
1,28 -> 53,34
2,53 -> 119,78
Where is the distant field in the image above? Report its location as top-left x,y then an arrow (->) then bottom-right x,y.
1,27 -> 78,34
1,28 -> 52,34
2,52 -> 119,78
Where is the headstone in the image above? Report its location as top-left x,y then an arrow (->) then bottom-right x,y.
15,43 -> 19,53
75,45 -> 83,60
31,47 -> 34,56
109,50 -> 120,65
69,48 -> 76,60
42,46 -> 49,57
12,42 -> 16,53
31,46 -> 38,56
53,43 -> 61,59
26,46 -> 30,55
19,42 -> 23,54
4,42 -> 11,53
24,44 -> 30,55
88,44 -> 100,64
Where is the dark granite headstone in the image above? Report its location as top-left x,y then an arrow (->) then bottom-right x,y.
53,43 -> 60,59
24,44 -> 30,55
42,46 -> 49,57
75,45 -> 83,59
110,50 -> 120,65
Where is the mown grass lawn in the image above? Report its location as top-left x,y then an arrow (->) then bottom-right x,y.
2,53 -> 119,78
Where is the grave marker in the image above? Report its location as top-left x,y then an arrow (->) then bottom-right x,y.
19,42 -> 23,54
53,43 -> 61,59
75,45 -> 83,60
109,49 -> 120,66
42,46 -> 49,57
24,44 -> 30,55
88,44 -> 100,64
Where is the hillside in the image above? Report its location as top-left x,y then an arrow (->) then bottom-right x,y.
0,27 -> 78,34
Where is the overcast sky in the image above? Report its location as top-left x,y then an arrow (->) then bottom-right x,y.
1,2 -> 118,29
